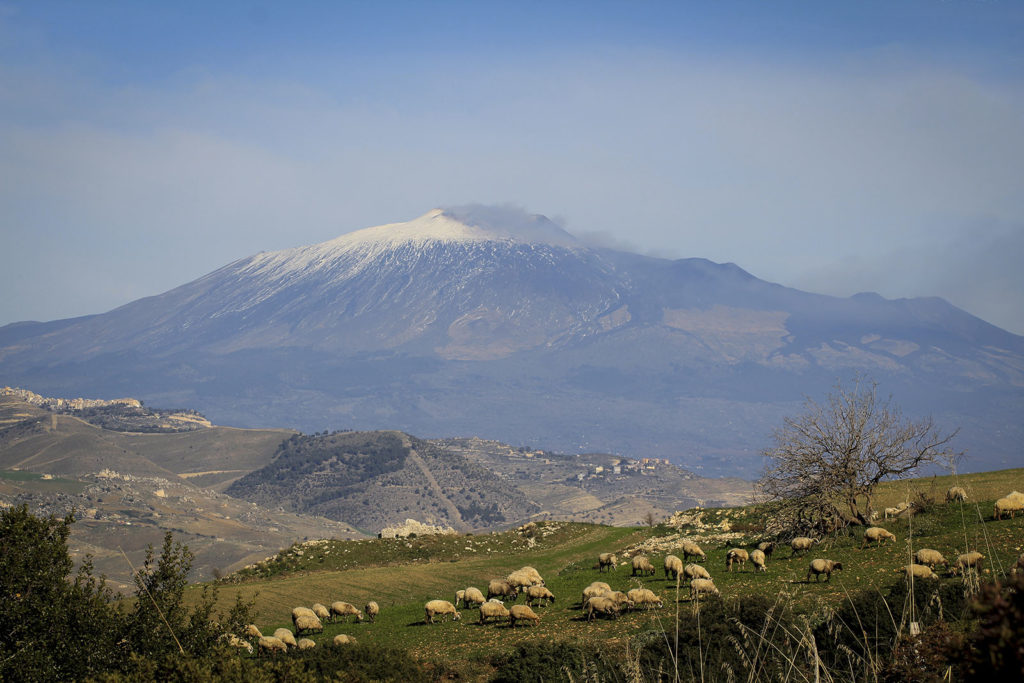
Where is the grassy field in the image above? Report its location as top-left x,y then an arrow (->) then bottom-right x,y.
184,468 -> 1024,674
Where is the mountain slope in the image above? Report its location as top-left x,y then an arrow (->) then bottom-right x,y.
2,206 -> 1022,476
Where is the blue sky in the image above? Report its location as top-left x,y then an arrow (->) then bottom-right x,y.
2,1 -> 1023,333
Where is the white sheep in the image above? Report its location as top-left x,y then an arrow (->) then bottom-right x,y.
454,589 -> 466,608
463,586 -> 486,607
509,604 -> 541,627
750,549 -> 767,573
883,507 -> 901,520
273,628 -> 297,648
487,578 -> 518,601
364,601 -> 379,623
297,638 -> 316,650
311,603 -> 331,622
478,600 -> 510,624
914,549 -> 948,569
218,633 -> 253,655
424,599 -> 461,624
945,486 -> 967,503
861,527 -> 897,548
626,588 -> 663,610
726,548 -> 749,572
680,540 -> 706,562
951,551 -> 985,575
684,563 -> 711,581
757,542 -> 776,561
581,582 -> 612,604
257,635 -> 287,656
332,634 -> 358,645
330,601 -> 363,623
663,554 -> 684,580
631,555 -> 656,576
806,559 -> 842,582
790,537 -> 818,556
689,578 -> 719,601
517,566 -> 545,585
901,563 -> 939,580
994,496 -> 1024,520
292,614 -> 323,635
525,585 -> 555,607
598,552 -> 618,572
243,624 -> 263,640
506,569 -> 538,593
585,595 -> 621,620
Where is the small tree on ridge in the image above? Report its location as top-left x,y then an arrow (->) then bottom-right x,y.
757,377 -> 960,535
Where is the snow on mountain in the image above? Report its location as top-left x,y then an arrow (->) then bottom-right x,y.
1,205 -> 1022,476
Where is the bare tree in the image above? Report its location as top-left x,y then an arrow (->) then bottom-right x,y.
757,378 -> 960,535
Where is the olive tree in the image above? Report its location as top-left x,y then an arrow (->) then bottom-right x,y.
757,378 -> 959,534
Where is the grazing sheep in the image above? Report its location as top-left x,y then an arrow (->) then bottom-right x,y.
790,537 -> 818,556
1007,491 -> 1024,505
507,569 -> 540,593
273,628 -> 297,648
726,548 -> 749,572
424,599 -> 461,624
292,606 -> 317,621
631,555 -> 656,576
218,633 -> 253,655
883,507 -> 901,520
257,636 -> 287,656
914,549 -> 948,569
945,486 -> 967,503
454,589 -> 466,608
581,582 -> 612,604
806,559 -> 843,582
297,638 -> 316,650
952,552 -> 985,575
901,563 -> 939,580
364,601 -> 379,623
861,527 -> 897,548
332,634 -> 357,645
994,496 -> 1024,520
517,566 -> 545,585
664,555 -> 684,581
243,624 -> 263,640
603,591 -> 633,609
509,604 -> 541,627
478,600 -> 510,624
585,596 -> 621,621
684,563 -> 711,581
750,549 -> 767,572
689,578 -> 719,601
525,585 -> 555,607
330,601 -> 363,623
463,587 -> 486,607
292,614 -> 323,635
757,542 -> 776,561
312,603 -> 331,622
680,541 -> 706,562
626,588 -> 663,610
599,552 -> 618,572
487,579 -> 518,601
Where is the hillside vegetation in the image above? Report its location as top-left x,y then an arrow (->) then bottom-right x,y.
184,467 -> 1024,680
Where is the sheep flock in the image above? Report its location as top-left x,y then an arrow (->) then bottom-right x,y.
222,484 -> 1021,655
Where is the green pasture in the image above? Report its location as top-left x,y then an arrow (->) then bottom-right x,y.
185,468 -> 1024,667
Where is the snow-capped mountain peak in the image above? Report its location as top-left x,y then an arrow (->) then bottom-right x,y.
324,205 -> 580,251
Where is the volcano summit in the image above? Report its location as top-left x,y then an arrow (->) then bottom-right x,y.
2,206 -> 1022,476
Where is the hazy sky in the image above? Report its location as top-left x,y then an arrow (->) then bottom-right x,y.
2,1 -> 1023,334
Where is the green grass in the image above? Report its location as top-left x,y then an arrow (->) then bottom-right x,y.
184,468 -> 1024,674
0,468 -> 86,493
